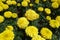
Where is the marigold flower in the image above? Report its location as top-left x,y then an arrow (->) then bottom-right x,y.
25,9 -> 39,21
52,2 -> 59,9
2,4 -> 9,10
25,26 -> 38,37
49,19 -> 60,28
0,15 -> 4,23
21,1 -> 28,7
12,13 -> 18,18
45,8 -> 51,14
11,1 -> 17,5
35,0 -> 39,4
6,1 -> 12,5
17,17 -> 29,29
31,35 -> 45,40
46,16 -> 51,20
0,28 -> 14,40
40,27 -> 52,39
4,11 -> 12,18
56,16 -> 60,26
0,6 -> 3,11
38,7 -> 44,12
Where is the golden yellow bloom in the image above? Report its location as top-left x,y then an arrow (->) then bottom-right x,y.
29,3 -> 33,7
25,9 -> 39,21
0,15 -> 4,23
1,0 -> 6,2
51,0 -> 57,2
45,8 -> 51,14
4,11 -> 12,18
31,35 -> 45,40
11,1 -> 17,5
40,27 -> 52,39
35,0 -> 39,4
2,4 -> 9,10
0,6 -> 3,11
49,19 -> 60,28
0,2 -> 4,6
6,25 -> 14,31
6,1 -> 12,5
57,0 -> 60,5
23,0 -> 30,3
52,2 -> 59,9
21,1 -> 28,7
43,0 -> 47,2
0,29 -> 14,40
17,17 -> 29,29
56,16 -> 60,26
25,26 -> 38,37
46,16 -> 51,20
12,13 -> 18,18
17,3 -> 21,6
38,7 -> 44,12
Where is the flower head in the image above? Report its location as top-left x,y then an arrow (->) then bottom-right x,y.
52,2 -> 59,9
40,27 -> 52,39
31,35 -> 45,40
21,1 -> 28,7
0,15 -> 4,23
17,17 -> 29,29
45,8 -> 51,14
25,9 -> 39,21
4,11 -> 12,18
25,26 -> 38,37
49,19 -> 60,28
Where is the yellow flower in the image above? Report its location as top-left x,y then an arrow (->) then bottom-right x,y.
17,17 -> 29,29
4,11 -> 12,18
56,16 -> 60,25
0,15 -> 4,23
11,1 -> 17,5
6,25 -> 14,31
1,0 -> 6,2
25,9 -> 39,21
52,2 -> 59,9
2,4 -> 9,10
51,0 -> 57,2
21,1 -> 28,7
45,8 -> 51,14
17,3 -> 21,6
12,13 -> 18,18
35,0 -> 39,4
46,16 -> 51,20
57,0 -> 60,5
0,29 -> 14,40
40,27 -> 52,39
0,6 -> 3,11
0,2 -> 4,6
29,3 -> 33,7
6,1 -> 12,5
31,35 -> 45,40
43,0 -> 47,2
25,26 -> 38,37
49,19 -> 60,28
38,7 -> 44,12
23,0 -> 30,3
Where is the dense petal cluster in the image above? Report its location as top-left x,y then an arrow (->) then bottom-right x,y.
40,27 -> 52,39
25,26 -> 38,37
49,19 -> 60,28
17,17 -> 29,29
0,26 -> 14,40
31,35 -> 45,40
25,9 -> 39,21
